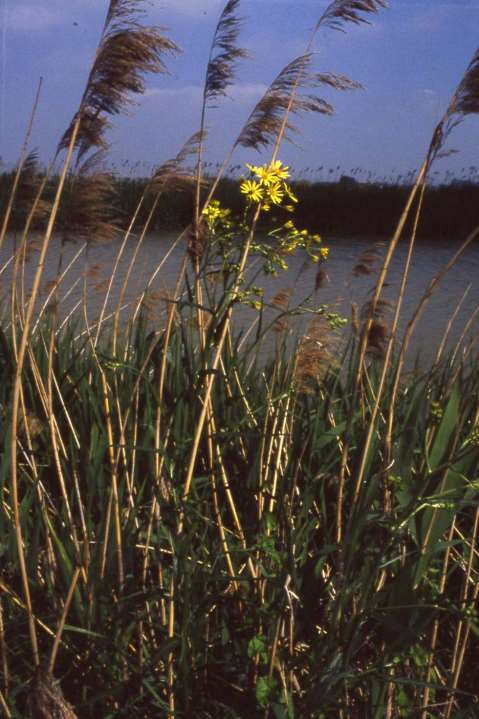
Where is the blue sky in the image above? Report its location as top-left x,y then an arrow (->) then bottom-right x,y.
1,0 -> 479,179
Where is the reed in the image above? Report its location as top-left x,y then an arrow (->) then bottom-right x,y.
1,1 -> 479,717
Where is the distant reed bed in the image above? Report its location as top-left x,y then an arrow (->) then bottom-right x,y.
3,172 -> 479,241
1,1 -> 479,717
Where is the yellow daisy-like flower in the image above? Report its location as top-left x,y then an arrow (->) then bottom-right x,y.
246,160 -> 290,186
319,247 -> 329,259
268,160 -> 290,180
202,204 -> 221,221
240,179 -> 264,203
266,181 -> 284,205
256,166 -> 275,185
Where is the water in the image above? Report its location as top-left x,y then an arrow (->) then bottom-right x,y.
1,232 -> 479,364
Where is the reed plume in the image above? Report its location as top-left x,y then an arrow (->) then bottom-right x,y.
204,0 -> 248,107
194,1 -> 247,236
59,153 -> 117,246
295,313 -> 335,390
317,0 -> 388,33
237,55 -> 336,150
13,151 -> 51,228
60,0 -> 179,162
352,243 -> 383,277
361,297 -> 391,358
148,131 -> 206,194
429,47 -> 479,161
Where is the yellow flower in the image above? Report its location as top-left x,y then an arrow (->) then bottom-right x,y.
266,181 -> 284,205
284,184 -> 298,203
203,204 -> 221,221
269,160 -> 290,180
202,201 -> 231,228
246,160 -> 290,186
240,179 -> 264,203
319,247 -> 329,259
256,166 -> 275,184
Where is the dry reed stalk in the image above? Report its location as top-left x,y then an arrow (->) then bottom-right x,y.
0,688 -> 11,718
124,386 -> 140,521
111,132 -> 202,354
210,410 -> 258,579
334,159 -> 428,540
92,259 -> 187,514
200,1 -> 382,219
109,141 -> 200,356
377,181 -> 427,480
268,0 -> 387,162
0,79 -> 43,253
99,370 -> 125,590
129,229 -> 187,328
167,573 -> 175,718
51,372 -> 81,450
46,328 -> 83,566
93,196 -> 146,347
31,244 -> 87,333
0,597 -> 8,699
448,303 -> 479,367
72,468 -> 90,571
387,222 -> 479,453
267,393 -> 293,517
342,46 -> 479,534
48,567 -> 82,674
178,203 -> 261,529
0,578 -> 58,642
109,382 -> 136,519
16,382 -> 60,590
193,0 -> 247,232
27,344 -> 69,458
383,45 -> 479,456
256,369 -> 277,524
433,284 -> 471,367
9,169 -> 52,328
100,492 -> 114,582
444,506 -> 479,718
9,114 -> 81,668
67,1 -> 179,345
340,160 -> 428,517
419,522 -> 455,717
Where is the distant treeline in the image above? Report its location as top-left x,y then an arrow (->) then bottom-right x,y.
2,171 -> 479,240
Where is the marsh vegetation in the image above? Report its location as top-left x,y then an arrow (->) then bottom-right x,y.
1,1 -> 479,717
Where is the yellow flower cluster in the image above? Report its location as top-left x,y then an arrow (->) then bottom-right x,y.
202,200 -> 231,229
240,161 -> 298,211
280,220 -> 329,262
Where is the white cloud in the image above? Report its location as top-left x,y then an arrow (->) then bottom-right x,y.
227,83 -> 267,102
146,82 -> 267,107
145,85 -> 203,103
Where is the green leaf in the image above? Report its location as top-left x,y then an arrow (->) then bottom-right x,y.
256,676 -> 278,708
427,385 -> 460,471
248,634 -> 268,664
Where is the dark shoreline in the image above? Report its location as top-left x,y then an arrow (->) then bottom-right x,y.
2,171 -> 479,241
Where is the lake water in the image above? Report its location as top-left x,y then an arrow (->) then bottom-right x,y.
1,232 -> 479,365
